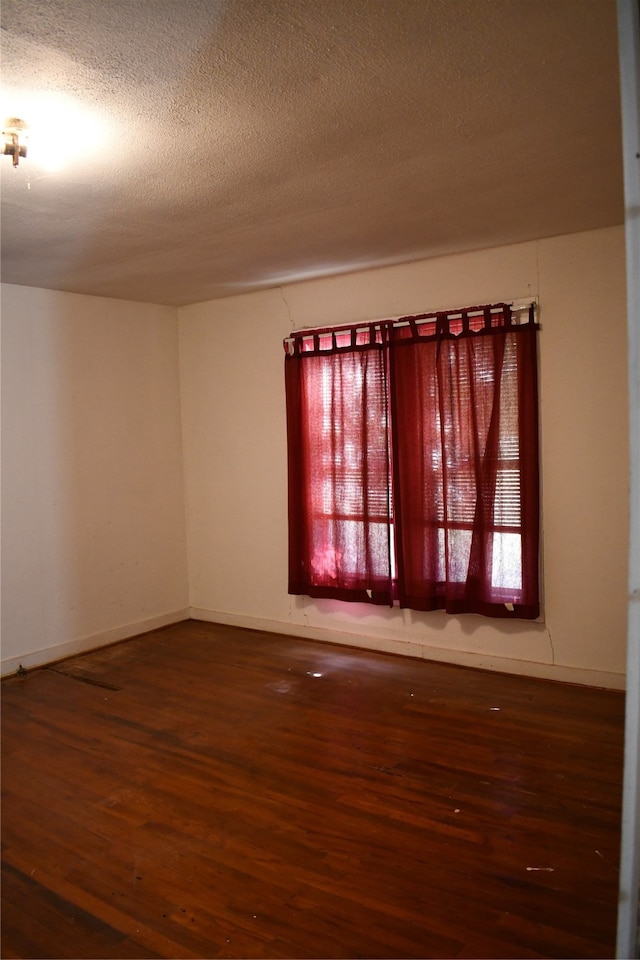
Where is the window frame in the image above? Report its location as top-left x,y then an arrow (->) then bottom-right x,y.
284,303 -> 540,619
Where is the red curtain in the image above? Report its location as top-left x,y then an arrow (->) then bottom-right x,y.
284,304 -> 540,619
389,307 -> 539,618
285,326 -> 395,604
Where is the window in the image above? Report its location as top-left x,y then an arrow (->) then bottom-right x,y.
284,303 -> 540,620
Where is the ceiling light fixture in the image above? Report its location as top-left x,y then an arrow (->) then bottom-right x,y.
2,117 -> 28,167
2,91 -> 110,172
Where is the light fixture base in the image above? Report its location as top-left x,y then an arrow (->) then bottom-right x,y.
3,118 -> 29,167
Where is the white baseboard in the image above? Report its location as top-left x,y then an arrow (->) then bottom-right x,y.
3,606 -> 625,691
190,606 -> 626,691
0,609 -> 190,677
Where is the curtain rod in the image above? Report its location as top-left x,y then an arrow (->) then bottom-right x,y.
288,297 -> 538,337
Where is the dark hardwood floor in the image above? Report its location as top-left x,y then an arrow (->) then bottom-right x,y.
1,620 -> 625,959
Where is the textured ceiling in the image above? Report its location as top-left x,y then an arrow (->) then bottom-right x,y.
0,0 -> 624,307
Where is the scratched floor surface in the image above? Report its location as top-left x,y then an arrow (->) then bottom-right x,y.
1,620 -> 625,959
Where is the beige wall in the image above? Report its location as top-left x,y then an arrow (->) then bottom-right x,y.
179,226 -> 629,688
0,226 -> 628,686
1,285 -> 189,673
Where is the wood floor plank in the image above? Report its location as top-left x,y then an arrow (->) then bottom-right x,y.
1,619 -> 624,958
1,861 -> 163,959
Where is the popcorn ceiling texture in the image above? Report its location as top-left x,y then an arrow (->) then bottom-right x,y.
0,0 -> 623,306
